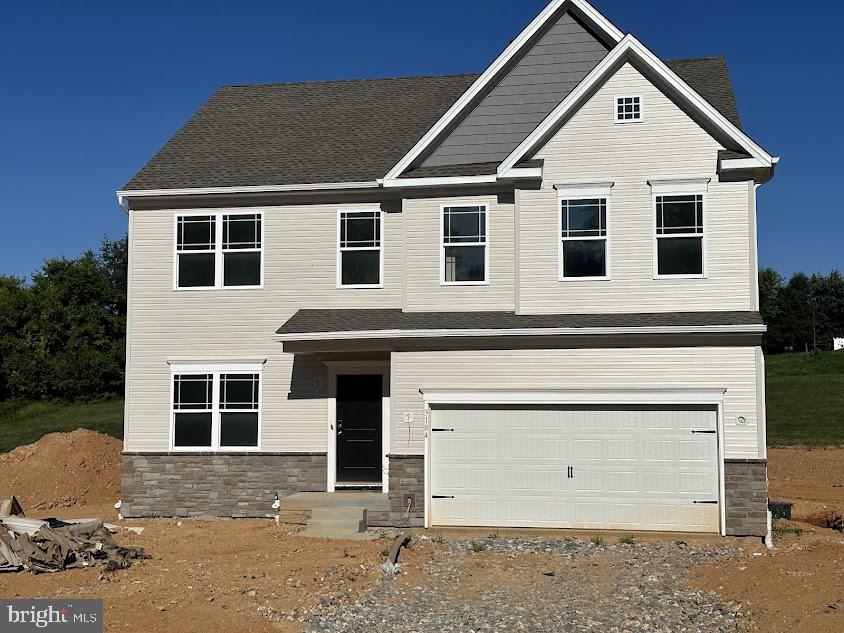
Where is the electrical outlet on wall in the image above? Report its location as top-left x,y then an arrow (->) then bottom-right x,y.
403,493 -> 415,510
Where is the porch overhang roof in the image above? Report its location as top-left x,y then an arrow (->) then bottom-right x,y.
273,309 -> 765,343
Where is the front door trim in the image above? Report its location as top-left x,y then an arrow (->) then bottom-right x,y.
326,361 -> 390,493
421,388 -> 727,535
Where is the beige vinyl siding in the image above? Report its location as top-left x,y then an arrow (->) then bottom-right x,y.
403,194 -> 515,312
392,346 -> 761,459
517,63 -> 752,314
125,203 -> 402,452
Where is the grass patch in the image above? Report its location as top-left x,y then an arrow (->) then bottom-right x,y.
0,400 -> 124,453
766,352 -> 844,447
470,541 -> 486,552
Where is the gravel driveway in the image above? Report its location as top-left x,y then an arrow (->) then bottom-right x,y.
308,537 -> 753,633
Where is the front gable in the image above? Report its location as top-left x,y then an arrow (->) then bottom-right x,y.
421,9 -> 611,168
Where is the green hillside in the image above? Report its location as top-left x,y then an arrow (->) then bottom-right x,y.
0,400 -> 123,453
766,351 -> 844,446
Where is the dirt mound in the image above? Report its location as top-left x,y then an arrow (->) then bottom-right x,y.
0,429 -> 122,511
768,447 -> 844,520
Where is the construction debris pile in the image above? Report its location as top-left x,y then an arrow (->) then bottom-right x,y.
0,514 -> 148,574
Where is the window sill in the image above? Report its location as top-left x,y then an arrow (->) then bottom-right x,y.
653,274 -> 707,280
558,276 -> 611,282
170,447 -> 262,453
440,281 -> 490,287
337,284 -> 384,290
174,285 -> 264,291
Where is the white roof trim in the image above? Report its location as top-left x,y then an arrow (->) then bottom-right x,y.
382,0 -> 623,181
383,174 -> 497,188
554,181 -> 614,197
498,35 -> 775,175
117,181 -> 380,203
499,166 -> 543,179
274,323 -> 766,342
420,387 -> 727,406
720,157 -> 777,170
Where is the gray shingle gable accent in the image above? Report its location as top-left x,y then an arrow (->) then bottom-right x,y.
276,309 -> 764,337
421,11 -> 610,168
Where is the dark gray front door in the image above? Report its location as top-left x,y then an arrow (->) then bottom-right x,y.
336,374 -> 382,483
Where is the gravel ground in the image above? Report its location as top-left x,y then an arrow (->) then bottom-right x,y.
307,537 -> 754,633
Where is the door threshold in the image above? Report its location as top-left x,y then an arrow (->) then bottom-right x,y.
335,482 -> 382,490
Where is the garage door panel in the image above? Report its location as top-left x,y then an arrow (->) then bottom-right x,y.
430,406 -> 720,533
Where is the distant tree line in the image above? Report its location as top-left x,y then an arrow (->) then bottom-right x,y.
0,236 -> 127,401
759,268 -> 844,354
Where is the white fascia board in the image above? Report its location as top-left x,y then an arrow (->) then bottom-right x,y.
499,35 -> 775,175
498,166 -> 543,180
382,0 -> 623,181
273,323 -> 767,342
554,181 -> 614,197
382,174 -> 497,188
420,387 -> 727,406
116,181 -> 380,202
648,178 -> 710,195
720,157 -> 772,170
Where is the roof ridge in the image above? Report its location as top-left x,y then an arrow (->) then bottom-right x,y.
221,72 -> 481,89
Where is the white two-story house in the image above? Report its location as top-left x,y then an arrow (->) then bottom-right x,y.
117,0 -> 777,536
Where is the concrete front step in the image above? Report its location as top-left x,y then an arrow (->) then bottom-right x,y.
278,492 -> 389,513
302,507 -> 367,538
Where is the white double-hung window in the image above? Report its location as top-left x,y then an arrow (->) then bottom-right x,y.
555,183 -> 613,280
175,211 -> 263,289
650,179 -> 709,278
441,204 -> 488,284
170,362 -> 262,451
338,210 -> 382,287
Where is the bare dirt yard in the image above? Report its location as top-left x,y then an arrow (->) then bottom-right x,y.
0,431 -> 842,632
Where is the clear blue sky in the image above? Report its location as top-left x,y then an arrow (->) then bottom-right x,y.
0,0 -> 840,279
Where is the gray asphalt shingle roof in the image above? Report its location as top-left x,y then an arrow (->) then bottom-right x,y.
124,58 -> 742,191
276,309 -> 763,338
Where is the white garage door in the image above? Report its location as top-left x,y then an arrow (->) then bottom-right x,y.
430,405 -> 720,533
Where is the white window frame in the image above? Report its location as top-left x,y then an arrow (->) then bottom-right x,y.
555,183 -> 613,282
173,210 -> 264,291
440,202 -> 490,286
168,361 -> 264,452
336,209 -> 384,289
614,94 -> 643,124
650,179 -> 709,280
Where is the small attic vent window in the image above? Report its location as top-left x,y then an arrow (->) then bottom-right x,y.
615,96 -> 642,123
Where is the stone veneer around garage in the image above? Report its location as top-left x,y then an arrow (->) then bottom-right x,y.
121,452 -> 327,518
368,454 -> 425,528
724,459 -> 768,537
122,453 -> 767,535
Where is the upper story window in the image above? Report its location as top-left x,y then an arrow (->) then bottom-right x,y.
175,212 -> 262,289
172,365 -> 261,450
651,180 -> 708,278
559,198 -> 609,280
615,95 -> 642,123
338,210 -> 382,287
442,204 -> 487,285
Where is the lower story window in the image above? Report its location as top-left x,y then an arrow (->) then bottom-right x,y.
172,367 -> 261,450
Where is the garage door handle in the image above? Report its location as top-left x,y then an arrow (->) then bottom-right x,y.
693,500 -> 717,504
567,466 -> 574,479
432,428 -> 454,432
432,495 -> 454,499
691,430 -> 716,434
